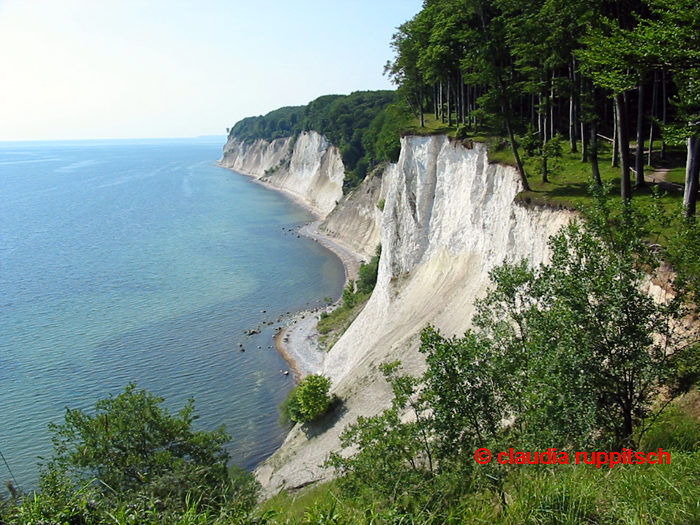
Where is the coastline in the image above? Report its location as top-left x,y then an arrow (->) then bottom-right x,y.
218,162 -> 363,378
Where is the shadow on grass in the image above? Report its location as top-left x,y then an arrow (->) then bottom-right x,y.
517,181 -> 595,209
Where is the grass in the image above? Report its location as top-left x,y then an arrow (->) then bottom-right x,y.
317,293 -> 370,350
402,113 -> 457,136
403,114 -> 690,245
254,481 -> 342,521
253,452 -> 700,525
665,166 -> 687,185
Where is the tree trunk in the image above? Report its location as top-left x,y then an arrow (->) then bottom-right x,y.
661,71 -> 668,160
648,71 -> 658,166
460,70 -> 466,124
581,121 -> 589,163
550,74 -> 555,140
447,78 -> 453,127
433,84 -> 439,119
621,403 -> 634,451
683,135 -> 700,217
542,156 -> 549,183
591,121 -> 602,186
635,81 -> 647,189
616,92 -> 632,203
570,62 -> 578,153
419,82 -> 425,128
506,114 -> 531,192
612,102 -> 620,168
570,94 -> 578,153
542,86 -> 550,184
473,85 -> 479,134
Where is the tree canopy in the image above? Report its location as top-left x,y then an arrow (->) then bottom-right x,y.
385,0 -> 700,212
227,90 -> 411,191
47,384 -> 234,506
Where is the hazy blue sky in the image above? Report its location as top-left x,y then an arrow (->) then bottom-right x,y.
0,0 -> 423,141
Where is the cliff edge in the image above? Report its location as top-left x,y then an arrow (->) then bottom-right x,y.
221,132 -> 574,494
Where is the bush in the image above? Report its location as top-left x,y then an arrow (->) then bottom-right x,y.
455,124 -> 469,140
356,246 -> 381,295
46,384 -> 233,508
281,375 -> 333,424
342,280 -> 357,309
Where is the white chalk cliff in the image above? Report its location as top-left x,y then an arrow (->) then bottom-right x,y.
220,131 -> 344,219
221,132 -> 573,493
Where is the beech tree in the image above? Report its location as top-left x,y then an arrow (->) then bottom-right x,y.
631,0 -> 700,215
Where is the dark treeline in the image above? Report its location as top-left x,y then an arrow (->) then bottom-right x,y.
386,0 -> 700,214
228,91 -> 410,191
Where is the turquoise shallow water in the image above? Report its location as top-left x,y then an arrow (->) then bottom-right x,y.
0,138 -> 345,489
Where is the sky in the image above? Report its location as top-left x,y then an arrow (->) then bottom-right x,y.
0,0 -> 424,141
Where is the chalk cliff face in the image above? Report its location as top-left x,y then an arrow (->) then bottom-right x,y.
320,169 -> 385,260
220,131 -> 344,218
250,134 -> 574,493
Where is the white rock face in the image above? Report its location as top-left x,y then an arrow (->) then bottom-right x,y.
220,131 -> 344,218
320,170 -> 385,260
255,135 -> 574,494
220,135 -> 292,176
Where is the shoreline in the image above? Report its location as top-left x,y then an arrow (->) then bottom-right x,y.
218,161 -> 363,378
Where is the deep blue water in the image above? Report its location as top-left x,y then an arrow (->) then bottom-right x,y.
0,138 -> 345,489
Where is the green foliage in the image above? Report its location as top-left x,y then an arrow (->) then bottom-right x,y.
252,448 -> 700,524
542,133 -> 563,162
282,375 -> 332,424
356,245 -> 381,295
519,123 -> 540,157
228,91 -> 403,192
341,280 -> 357,309
460,191 -> 689,450
317,246 -> 382,349
0,386 -> 259,524
420,327 -> 504,459
317,297 -> 367,349
47,384 -> 232,507
327,363 -> 436,508
229,106 -> 305,144
665,213 -> 700,303
454,123 -> 469,140
365,101 -> 412,165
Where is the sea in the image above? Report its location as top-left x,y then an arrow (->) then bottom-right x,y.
0,137 -> 345,490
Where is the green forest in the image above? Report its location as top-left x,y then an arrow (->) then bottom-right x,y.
227,90 -> 409,191
4,0 -> 700,523
385,0 -> 700,215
